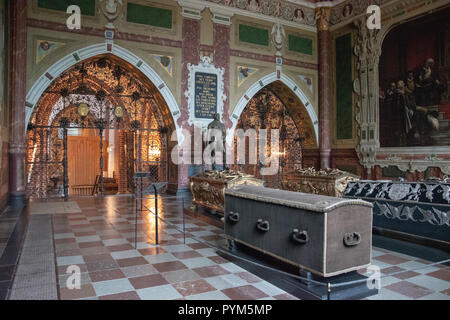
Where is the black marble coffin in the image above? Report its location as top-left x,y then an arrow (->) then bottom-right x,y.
224,185 -> 373,277
344,181 -> 450,246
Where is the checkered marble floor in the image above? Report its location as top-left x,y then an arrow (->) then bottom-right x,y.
10,196 -> 450,300
363,249 -> 450,300
52,196 -> 297,300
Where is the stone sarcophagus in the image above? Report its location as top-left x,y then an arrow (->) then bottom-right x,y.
190,170 -> 264,213
225,185 -> 373,277
281,168 -> 360,197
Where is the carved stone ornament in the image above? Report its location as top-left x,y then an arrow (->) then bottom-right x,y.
315,7 -> 331,31
185,55 -> 227,128
352,17 -> 382,173
99,0 -> 124,29
189,169 -> 264,213
271,23 -> 286,56
281,167 -> 360,197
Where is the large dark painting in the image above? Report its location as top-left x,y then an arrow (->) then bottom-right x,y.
379,8 -> 450,147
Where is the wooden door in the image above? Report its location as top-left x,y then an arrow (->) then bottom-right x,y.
68,136 -> 102,195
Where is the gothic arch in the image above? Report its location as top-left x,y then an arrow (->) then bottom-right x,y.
25,43 -> 183,142
228,72 -> 318,146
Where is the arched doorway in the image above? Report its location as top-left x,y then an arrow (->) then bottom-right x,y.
231,81 -> 316,188
26,55 -> 176,199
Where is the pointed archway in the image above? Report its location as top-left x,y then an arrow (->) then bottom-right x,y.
25,52 -> 179,199
230,76 -> 317,189
228,72 -> 318,146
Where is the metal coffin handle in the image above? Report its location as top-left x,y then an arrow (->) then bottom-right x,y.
343,232 -> 361,247
292,229 -> 309,244
256,219 -> 270,232
228,211 -> 240,223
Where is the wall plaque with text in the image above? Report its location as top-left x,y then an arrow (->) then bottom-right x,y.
194,72 -> 217,119
185,56 -> 226,127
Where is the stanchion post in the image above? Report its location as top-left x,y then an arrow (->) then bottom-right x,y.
134,178 -> 138,249
153,184 -> 159,245
182,197 -> 186,245
140,176 -> 143,215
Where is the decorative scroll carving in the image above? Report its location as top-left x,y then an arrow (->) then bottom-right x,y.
374,202 -> 450,227
352,17 -> 381,173
344,181 -> 450,244
345,181 -> 450,205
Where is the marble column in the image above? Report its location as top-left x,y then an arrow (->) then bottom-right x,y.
8,0 -> 27,205
213,22 -> 233,168
316,7 -> 331,169
177,17 -> 201,195
213,23 -> 232,130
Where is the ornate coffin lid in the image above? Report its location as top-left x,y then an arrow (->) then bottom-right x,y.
190,170 -> 264,184
283,167 -> 360,180
344,181 -> 450,206
226,185 -> 373,213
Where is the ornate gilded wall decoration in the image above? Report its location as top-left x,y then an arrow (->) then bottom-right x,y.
315,7 -> 331,32
237,66 -> 258,87
36,40 -> 65,64
26,57 -> 169,199
231,88 -> 306,188
153,55 -> 173,77
267,81 -> 316,148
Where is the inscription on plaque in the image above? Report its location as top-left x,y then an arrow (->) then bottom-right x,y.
195,72 -> 217,119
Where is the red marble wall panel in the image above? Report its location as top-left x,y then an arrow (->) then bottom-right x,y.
178,18 -> 201,190
213,23 -> 232,129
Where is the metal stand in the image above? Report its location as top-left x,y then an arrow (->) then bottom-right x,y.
133,174 -> 167,249
60,118 -> 69,202
152,183 -> 159,246
182,197 -> 186,245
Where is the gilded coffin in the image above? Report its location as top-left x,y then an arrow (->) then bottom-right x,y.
281,168 -> 360,197
190,170 -> 265,213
